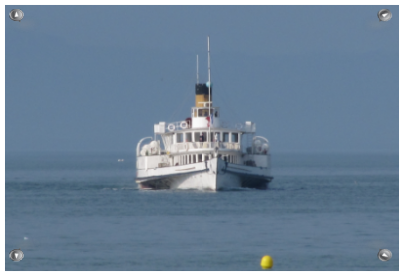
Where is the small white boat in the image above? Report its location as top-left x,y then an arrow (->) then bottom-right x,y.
135,37 -> 273,190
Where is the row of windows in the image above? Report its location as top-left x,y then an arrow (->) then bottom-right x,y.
176,132 -> 240,143
192,108 -> 219,118
175,154 -> 240,165
221,154 -> 239,164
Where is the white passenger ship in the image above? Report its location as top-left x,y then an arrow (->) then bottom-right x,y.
136,37 -> 273,190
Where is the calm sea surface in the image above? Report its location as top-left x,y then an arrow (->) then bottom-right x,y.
5,152 -> 399,271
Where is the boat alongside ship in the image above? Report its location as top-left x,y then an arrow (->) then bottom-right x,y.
135,37 -> 273,190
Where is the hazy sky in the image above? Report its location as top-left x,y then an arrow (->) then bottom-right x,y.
5,5 -> 399,153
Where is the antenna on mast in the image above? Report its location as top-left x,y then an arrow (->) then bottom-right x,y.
196,55 -> 199,84
207,36 -> 212,140
208,36 -> 211,107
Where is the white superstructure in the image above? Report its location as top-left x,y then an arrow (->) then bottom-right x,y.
135,37 -> 273,190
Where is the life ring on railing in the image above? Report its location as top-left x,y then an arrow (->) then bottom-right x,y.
168,124 -> 175,132
180,121 -> 188,129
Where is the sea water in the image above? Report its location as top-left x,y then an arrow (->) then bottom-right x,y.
5,152 -> 399,270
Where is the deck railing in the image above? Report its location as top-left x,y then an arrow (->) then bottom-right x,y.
169,142 -> 240,153
164,120 -> 254,132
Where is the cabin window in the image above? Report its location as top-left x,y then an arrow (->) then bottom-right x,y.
198,108 -> 213,117
194,132 -> 200,142
198,154 -> 202,162
185,132 -> 192,142
214,110 -> 219,117
198,109 -> 208,117
199,132 -> 207,142
232,133 -> 239,143
215,132 -> 221,142
193,155 -> 196,163
205,155 -> 209,161
223,132 -> 229,142
176,133 -> 183,143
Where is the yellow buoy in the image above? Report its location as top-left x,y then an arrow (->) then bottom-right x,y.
261,255 -> 273,269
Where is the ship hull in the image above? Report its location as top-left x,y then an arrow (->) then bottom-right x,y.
136,157 -> 273,191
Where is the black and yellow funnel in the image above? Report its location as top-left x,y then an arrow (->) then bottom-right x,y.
195,83 -> 212,107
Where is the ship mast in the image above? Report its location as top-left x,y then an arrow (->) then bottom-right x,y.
208,36 -> 211,141
196,54 -> 199,84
